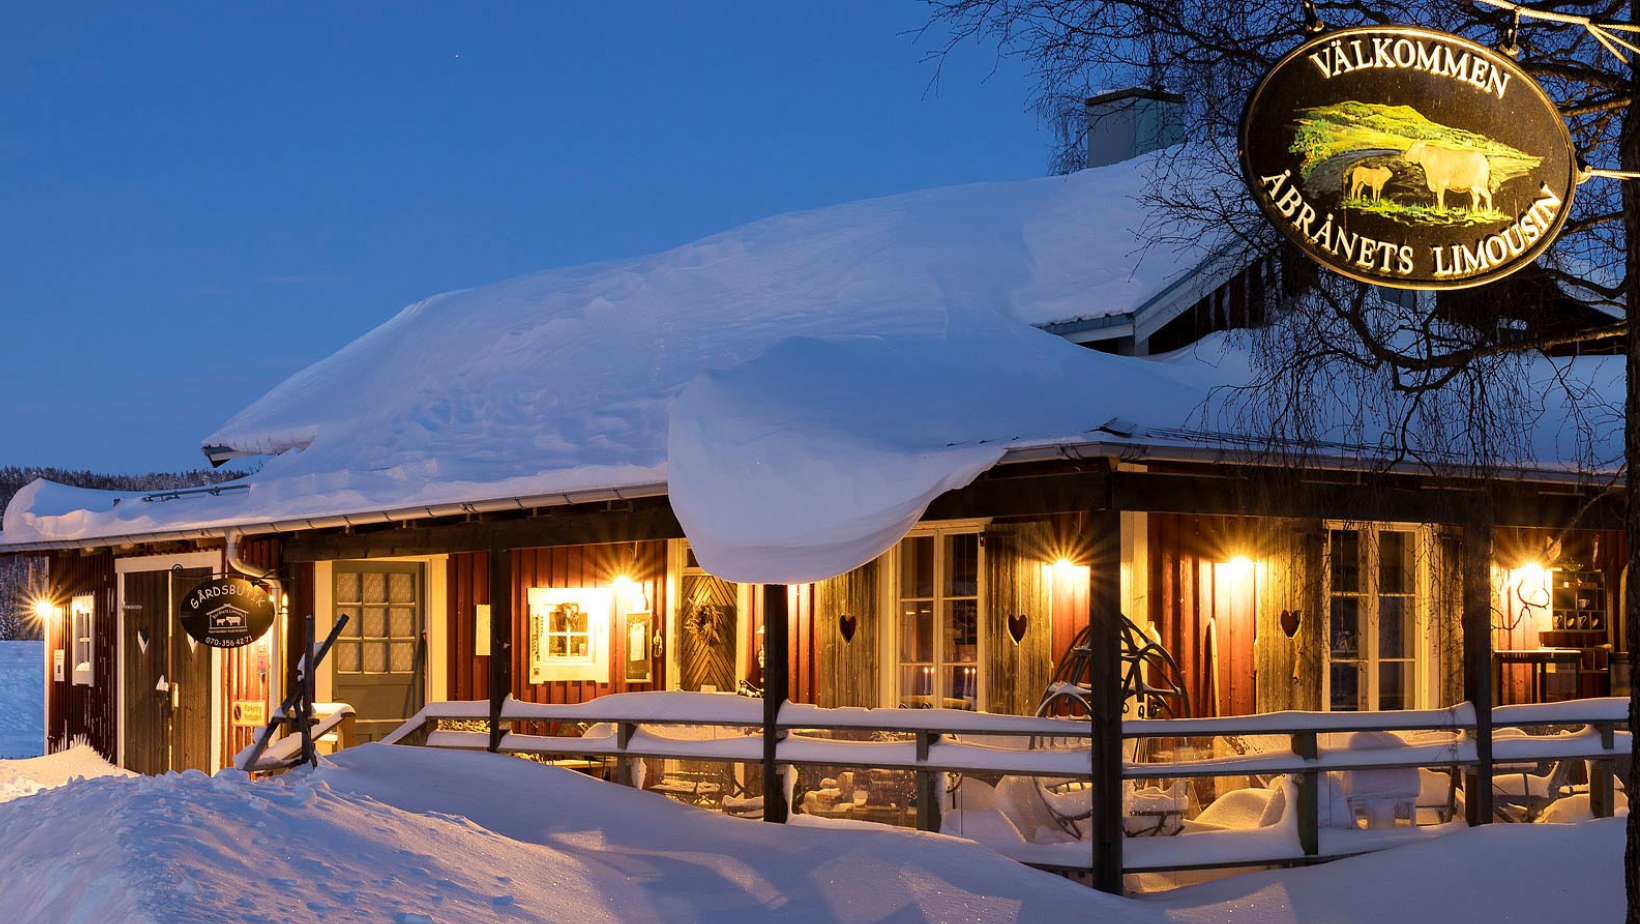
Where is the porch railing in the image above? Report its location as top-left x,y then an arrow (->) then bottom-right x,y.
378,693 -> 1629,876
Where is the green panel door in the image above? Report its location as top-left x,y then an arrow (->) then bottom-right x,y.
332,562 -> 424,743
122,571 -> 169,775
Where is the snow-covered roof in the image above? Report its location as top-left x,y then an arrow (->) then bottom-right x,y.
1,148 -> 1623,582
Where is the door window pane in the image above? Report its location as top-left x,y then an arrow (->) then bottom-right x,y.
1330,663 -> 1362,711
900,602 -> 934,664
945,534 -> 979,597
945,600 -> 978,664
901,536 -> 934,599
1379,531 -> 1413,595
1329,597 -> 1360,657
1378,663 -> 1411,711
334,572 -> 361,605
1330,529 -> 1361,593
1379,597 -> 1414,659
363,572 -> 387,605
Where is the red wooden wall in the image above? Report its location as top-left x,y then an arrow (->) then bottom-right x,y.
44,550 -> 117,758
1148,514 -> 1259,718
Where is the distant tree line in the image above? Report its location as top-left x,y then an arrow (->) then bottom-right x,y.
0,466 -> 247,640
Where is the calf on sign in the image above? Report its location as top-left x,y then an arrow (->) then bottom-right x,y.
1347,165 -> 1393,200
1402,142 -> 1492,212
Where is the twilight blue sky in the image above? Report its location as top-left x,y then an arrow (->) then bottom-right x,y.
0,3 -> 1051,474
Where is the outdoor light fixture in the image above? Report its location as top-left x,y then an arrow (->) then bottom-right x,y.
31,598 -> 58,622
1225,556 -> 1254,581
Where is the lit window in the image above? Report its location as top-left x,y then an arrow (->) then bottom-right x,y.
1325,526 -> 1425,711
896,530 -> 982,710
528,587 -> 612,683
70,595 -> 94,686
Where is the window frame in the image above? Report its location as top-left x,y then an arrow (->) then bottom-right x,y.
885,522 -> 988,711
70,594 -> 94,686
527,587 -> 613,683
1321,522 -> 1433,712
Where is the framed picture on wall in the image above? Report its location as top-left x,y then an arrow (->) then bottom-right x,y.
624,610 -> 653,683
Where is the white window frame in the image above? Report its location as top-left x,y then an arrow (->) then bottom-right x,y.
70,594 -> 95,686
527,587 -> 612,683
1321,522 -> 1433,712
882,521 -> 989,711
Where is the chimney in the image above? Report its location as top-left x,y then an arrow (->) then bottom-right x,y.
1084,87 -> 1184,169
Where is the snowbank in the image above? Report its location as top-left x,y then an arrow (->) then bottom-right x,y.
0,640 -> 43,758
0,742 -> 1624,923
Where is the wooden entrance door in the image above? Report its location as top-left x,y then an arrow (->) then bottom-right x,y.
121,567 -> 215,773
679,573 -> 738,692
331,562 -> 425,743
122,571 -> 169,775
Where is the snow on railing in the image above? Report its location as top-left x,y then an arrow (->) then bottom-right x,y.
378,693 -> 1630,875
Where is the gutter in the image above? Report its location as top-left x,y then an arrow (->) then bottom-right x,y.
0,482 -> 671,553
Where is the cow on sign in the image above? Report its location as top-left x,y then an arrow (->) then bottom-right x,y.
1347,165 -> 1393,200
1402,142 -> 1493,212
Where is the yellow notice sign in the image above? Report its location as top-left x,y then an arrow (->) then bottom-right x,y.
232,701 -> 268,727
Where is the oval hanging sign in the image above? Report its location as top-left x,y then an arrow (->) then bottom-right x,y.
179,577 -> 275,649
1240,25 -> 1576,289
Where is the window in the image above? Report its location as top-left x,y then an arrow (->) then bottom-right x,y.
528,587 -> 612,683
1325,526 -> 1424,711
896,530 -> 982,710
332,564 -> 422,677
70,595 -> 94,686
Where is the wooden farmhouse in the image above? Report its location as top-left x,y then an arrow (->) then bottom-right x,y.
2,92 -> 1628,884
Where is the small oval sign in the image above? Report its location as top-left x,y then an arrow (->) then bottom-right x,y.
179,577 -> 275,649
1240,25 -> 1576,289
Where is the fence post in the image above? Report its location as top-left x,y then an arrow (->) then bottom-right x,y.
1461,512 -> 1494,824
1088,483 -> 1124,894
1294,731 -> 1319,857
762,584 -> 790,823
915,732 -> 942,832
615,721 -> 636,788
1591,721 -> 1615,819
488,544 -> 512,753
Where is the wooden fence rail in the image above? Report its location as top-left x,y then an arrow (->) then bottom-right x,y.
378,693 -> 1629,878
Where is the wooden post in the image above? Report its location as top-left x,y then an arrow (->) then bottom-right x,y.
488,544 -> 512,753
915,732 -> 942,832
1088,497 -> 1124,894
1462,511 -> 1494,825
1293,732 -> 1319,856
615,721 -> 636,787
762,583 -> 789,823
1594,722 -> 1616,819
299,612 -> 317,766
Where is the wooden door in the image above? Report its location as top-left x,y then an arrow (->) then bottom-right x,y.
679,573 -> 738,692
169,568 -> 214,771
332,562 -> 425,743
122,571 -> 169,775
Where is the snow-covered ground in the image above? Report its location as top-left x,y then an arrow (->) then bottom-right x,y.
0,640 -> 43,758
0,742 -> 1623,923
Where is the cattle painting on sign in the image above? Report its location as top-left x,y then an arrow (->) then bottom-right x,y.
1240,25 -> 1577,289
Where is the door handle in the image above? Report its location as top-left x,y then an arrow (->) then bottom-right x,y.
171,681 -> 180,709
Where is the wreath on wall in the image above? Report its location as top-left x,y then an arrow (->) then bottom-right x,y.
685,604 -> 730,647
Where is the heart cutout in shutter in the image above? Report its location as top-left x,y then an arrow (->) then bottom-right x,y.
137,629 -> 150,653
838,614 -> 857,643
1006,613 -> 1028,645
1280,608 -> 1301,638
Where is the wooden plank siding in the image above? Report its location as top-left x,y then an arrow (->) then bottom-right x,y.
813,563 -> 879,707
45,549 -> 118,758
982,521 -> 1054,716
1148,514 -> 1268,718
